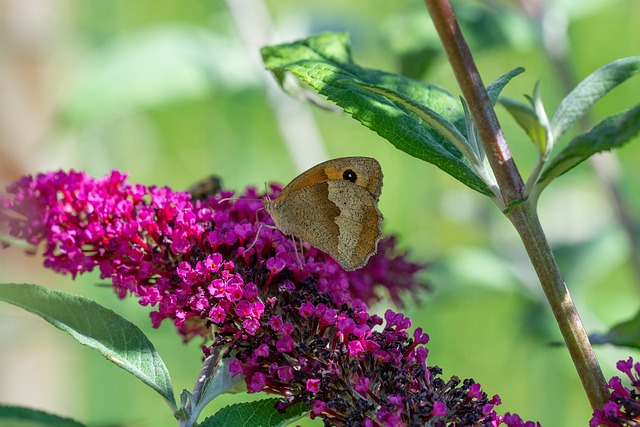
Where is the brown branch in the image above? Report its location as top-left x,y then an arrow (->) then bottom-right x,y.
423,0 -> 609,410
423,0 -> 524,205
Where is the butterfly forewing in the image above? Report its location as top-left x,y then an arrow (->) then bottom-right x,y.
264,156 -> 383,271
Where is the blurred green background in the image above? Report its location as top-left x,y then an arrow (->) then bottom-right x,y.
0,0 -> 639,425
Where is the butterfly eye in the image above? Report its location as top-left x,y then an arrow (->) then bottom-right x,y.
343,169 -> 358,183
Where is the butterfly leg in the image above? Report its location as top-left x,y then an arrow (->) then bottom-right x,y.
289,235 -> 304,270
245,223 -> 264,254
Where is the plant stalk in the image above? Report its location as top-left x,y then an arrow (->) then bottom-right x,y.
423,0 -> 609,409
507,202 -> 609,409
423,0 -> 524,205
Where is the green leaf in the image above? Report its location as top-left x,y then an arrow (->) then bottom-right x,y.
201,399 -> 309,427
500,97 -> 548,152
592,309 -> 640,349
535,104 -> 640,194
262,32 -> 493,197
0,283 -> 176,409
351,82 -> 500,195
184,354 -> 245,425
0,406 -> 85,427
550,56 -> 640,142
486,67 -> 525,106
351,82 -> 472,160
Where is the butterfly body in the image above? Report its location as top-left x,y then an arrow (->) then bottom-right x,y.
264,157 -> 383,271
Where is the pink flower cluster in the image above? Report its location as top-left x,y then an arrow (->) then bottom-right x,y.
590,357 -> 640,427
1,169 -> 538,426
0,170 -> 422,339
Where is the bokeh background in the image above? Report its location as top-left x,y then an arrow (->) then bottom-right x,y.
1,0 -> 639,425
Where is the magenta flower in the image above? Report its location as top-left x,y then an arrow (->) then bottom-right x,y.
590,356 -> 640,427
1,170 -> 538,426
432,401 -> 447,416
0,170 -> 423,335
306,379 -> 321,393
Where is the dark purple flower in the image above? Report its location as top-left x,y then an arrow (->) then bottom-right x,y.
590,356 -> 640,427
277,366 -> 293,382
312,400 -> 326,416
432,401 -> 446,416
249,371 -> 266,392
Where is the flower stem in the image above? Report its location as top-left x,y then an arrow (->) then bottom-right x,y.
506,202 -> 609,409
423,0 -> 609,409
423,0 -> 524,205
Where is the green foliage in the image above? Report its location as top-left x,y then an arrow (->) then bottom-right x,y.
2,2 -> 640,426
201,399 -> 309,427
486,67 -> 525,106
261,32 -> 494,197
0,283 -> 176,410
500,81 -> 550,156
181,356 -> 245,426
501,97 -> 547,151
535,105 -> 640,196
550,57 -> 640,143
495,58 -> 640,201
262,33 -> 640,207
352,82 -> 472,164
0,406 -> 85,427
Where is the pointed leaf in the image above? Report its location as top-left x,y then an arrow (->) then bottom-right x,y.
197,356 -> 245,401
536,105 -> 640,194
551,56 -> 640,142
0,406 -> 85,427
500,97 -> 548,152
201,399 -> 309,427
0,283 -> 176,409
262,32 -> 493,196
459,97 -> 485,167
186,356 -> 245,425
529,81 -> 552,156
486,67 -> 525,106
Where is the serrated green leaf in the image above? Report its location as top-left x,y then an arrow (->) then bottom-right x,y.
0,406 -> 85,427
500,97 -> 547,151
261,32 -> 493,197
535,105 -> 640,195
0,283 -> 176,409
486,67 -> 525,106
550,56 -> 640,142
201,399 -> 309,427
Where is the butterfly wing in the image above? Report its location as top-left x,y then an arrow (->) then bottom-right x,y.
277,157 -> 382,201
326,180 -> 383,270
270,179 -> 339,242
264,157 -> 383,271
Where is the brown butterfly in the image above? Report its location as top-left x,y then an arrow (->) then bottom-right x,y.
264,157 -> 383,271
